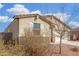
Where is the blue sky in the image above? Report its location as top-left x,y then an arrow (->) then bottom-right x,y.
0,3 -> 79,32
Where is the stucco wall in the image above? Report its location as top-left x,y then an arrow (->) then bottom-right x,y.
19,16 -> 51,38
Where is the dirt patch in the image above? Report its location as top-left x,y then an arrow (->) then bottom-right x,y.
50,44 -> 79,56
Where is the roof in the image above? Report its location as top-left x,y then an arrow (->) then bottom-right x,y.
72,27 -> 79,31
5,14 -> 53,31
13,14 -> 54,25
14,14 -> 38,19
43,15 -> 71,29
5,14 -> 71,31
14,14 -> 71,29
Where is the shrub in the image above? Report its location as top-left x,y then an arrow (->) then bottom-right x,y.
20,36 -> 50,56
22,29 -> 50,56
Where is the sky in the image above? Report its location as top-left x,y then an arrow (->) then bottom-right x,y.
0,3 -> 79,32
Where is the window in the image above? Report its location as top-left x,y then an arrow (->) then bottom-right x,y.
33,23 -> 40,35
33,23 -> 40,30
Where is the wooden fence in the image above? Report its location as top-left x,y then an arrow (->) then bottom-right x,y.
0,32 -> 13,45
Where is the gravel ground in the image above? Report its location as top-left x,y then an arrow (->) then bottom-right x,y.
49,44 -> 79,56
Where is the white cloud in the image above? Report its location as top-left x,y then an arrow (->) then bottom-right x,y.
53,13 -> 70,22
0,16 -> 9,22
7,4 -> 42,15
31,10 -> 41,14
0,4 -> 3,9
69,21 -> 79,28
8,18 -> 14,22
53,13 -> 79,28
7,4 -> 30,15
0,16 -> 13,22
52,13 -> 79,28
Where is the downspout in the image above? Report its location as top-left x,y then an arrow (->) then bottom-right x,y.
50,16 -> 54,43
50,24 -> 54,42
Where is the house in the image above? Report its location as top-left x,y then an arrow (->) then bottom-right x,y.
70,28 -> 79,41
4,14 -> 71,44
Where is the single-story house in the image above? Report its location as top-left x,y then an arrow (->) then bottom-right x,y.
4,14 -> 71,44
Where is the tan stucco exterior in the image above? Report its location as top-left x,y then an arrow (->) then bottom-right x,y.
19,16 -> 51,37
5,14 -> 71,44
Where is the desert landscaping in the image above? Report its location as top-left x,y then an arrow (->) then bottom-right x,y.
0,38 -> 79,56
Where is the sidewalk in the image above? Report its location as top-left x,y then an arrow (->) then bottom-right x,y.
54,38 -> 79,46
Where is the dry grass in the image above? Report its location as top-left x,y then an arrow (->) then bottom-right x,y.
0,40 -> 12,56
0,36 -> 50,56
1,38 -> 79,56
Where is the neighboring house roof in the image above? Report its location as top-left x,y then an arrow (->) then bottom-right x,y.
72,27 -> 79,31
5,14 -> 71,32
